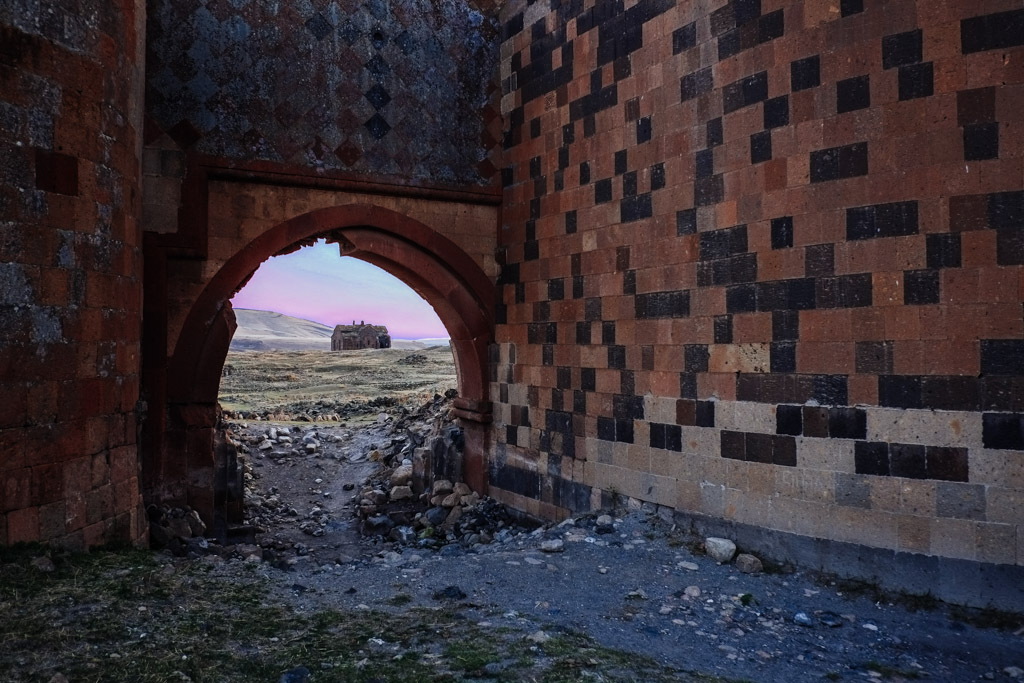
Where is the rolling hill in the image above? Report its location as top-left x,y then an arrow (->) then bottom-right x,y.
229,308 -> 447,351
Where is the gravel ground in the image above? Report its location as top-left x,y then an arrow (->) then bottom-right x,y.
219,413 -> 1024,682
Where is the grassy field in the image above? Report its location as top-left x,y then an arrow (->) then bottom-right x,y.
218,346 -> 458,415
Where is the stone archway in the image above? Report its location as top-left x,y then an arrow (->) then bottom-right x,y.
143,204 -> 495,534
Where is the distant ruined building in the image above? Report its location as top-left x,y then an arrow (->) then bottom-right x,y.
331,322 -> 392,351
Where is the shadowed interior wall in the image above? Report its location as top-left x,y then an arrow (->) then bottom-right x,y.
0,2 -> 147,547
490,0 -> 1024,604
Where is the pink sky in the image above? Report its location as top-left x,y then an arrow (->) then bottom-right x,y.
231,239 -> 448,340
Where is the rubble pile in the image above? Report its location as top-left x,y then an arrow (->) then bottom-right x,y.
352,391 -> 537,549
223,396 -> 399,422
147,504 -> 209,555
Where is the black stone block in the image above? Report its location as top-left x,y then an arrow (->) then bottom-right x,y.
770,342 -> 796,373
763,95 -> 789,129
891,443 -> 927,479
576,322 -> 591,345
771,216 -> 794,249
840,0 -> 863,17
847,201 -> 919,240
882,29 -> 922,69
685,344 -> 710,373
721,430 -> 746,460
581,366 -> 596,391
602,320 -> 616,345
677,208 -> 697,236
595,178 -> 612,203
681,67 -> 714,102
622,270 -> 636,295
696,149 -> 714,179
837,75 -> 870,113
585,297 -> 602,321
926,447 -> 969,482
714,315 -> 733,344
879,375 -> 923,409
621,193 -> 652,223
615,419 -> 634,444
572,275 -> 584,299
615,149 -> 628,175
608,345 -> 626,369
981,339 -> 1024,376
773,310 -> 799,340
696,400 -> 715,428
746,433 -> 774,464
751,130 -> 772,163
726,283 -> 757,313
613,394 -> 644,420
694,174 -> 724,206
791,55 -> 820,91
855,341 -> 893,374
673,21 -> 697,54
903,269 -> 940,305
828,407 -> 867,439
961,9 -> 1024,54
898,62 -> 933,101
580,161 -> 591,184
548,278 -> 564,301
597,416 -> 616,441
649,422 -> 666,450
963,123 -> 999,161
666,424 -> 683,452
707,118 -> 724,147
776,404 -> 803,435
982,413 -> 1024,450
772,435 -> 797,466
805,243 -> 834,277
926,233 -> 961,268
855,441 -> 890,476
759,9 -> 784,42
623,171 -> 638,197
813,374 -> 848,405
651,162 -> 666,190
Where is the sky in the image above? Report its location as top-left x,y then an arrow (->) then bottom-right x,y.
231,239 -> 448,340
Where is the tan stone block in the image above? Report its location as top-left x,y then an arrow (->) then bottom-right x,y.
725,459 -> 749,489
866,408 -> 982,448
967,449 -> 1006,485
708,344 -> 770,374
900,480 -> 937,517
676,479 -> 701,512
930,518 -> 977,560
775,468 -> 801,498
976,522 -> 1017,564
796,437 -> 855,473
832,507 -> 897,550
768,497 -> 829,537
798,469 -> 835,503
643,396 -> 677,424
696,455 -> 727,486
680,425 -> 717,456
897,515 -> 931,553
987,487 -> 1024,525
715,400 -> 776,433
870,477 -> 902,513
747,462 -> 777,497
700,482 -> 725,517
724,489 -> 768,525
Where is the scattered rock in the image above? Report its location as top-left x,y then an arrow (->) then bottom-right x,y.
389,485 -> 413,501
735,553 -> 762,574
794,612 -> 814,627
390,464 -> 413,487
704,537 -> 737,563
527,630 -> 551,644
684,585 -> 701,598
540,539 -> 565,553
678,561 -> 699,571
1004,667 -> 1024,679
31,556 -> 56,572
278,666 -> 310,683
362,515 -> 395,536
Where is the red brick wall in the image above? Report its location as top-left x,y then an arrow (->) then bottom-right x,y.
491,0 -> 1024,565
0,3 -> 147,547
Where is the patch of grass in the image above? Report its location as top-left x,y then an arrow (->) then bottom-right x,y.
0,547 -> 738,682
386,592 -> 413,606
949,605 -> 1024,631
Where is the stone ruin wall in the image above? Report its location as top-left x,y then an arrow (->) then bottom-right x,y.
489,0 -> 1024,603
0,1 -> 147,547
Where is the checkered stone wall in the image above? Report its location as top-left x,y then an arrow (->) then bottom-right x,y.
491,0 -> 1024,577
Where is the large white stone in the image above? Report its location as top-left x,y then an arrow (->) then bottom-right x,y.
704,537 -> 737,563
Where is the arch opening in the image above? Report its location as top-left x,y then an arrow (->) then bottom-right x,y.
142,204 -> 495,536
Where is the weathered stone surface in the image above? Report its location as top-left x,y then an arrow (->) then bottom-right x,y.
735,553 -> 763,574
705,538 -> 737,563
